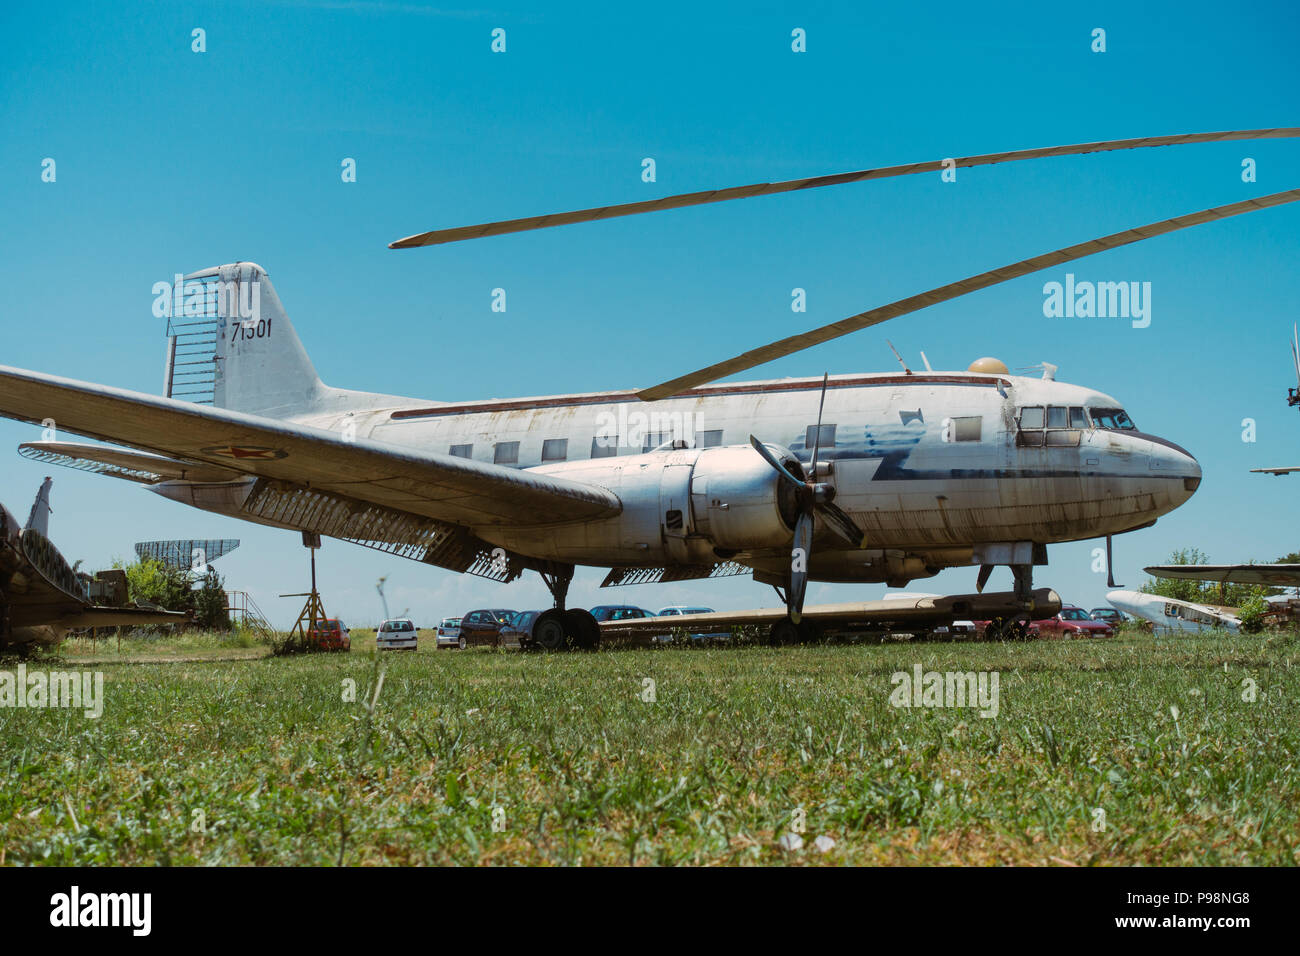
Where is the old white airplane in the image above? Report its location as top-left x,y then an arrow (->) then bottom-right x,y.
2,130 -> 1296,648
1106,589 -> 1242,633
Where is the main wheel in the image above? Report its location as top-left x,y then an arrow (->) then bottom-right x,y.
564,609 -> 601,650
533,609 -> 569,651
768,618 -> 799,647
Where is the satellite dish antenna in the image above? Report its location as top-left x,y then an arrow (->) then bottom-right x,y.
134,539 -> 240,572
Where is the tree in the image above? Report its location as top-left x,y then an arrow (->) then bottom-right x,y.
192,569 -> 231,630
111,556 -> 231,631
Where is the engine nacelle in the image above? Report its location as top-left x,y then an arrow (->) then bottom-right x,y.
688,445 -> 800,551
497,444 -> 800,565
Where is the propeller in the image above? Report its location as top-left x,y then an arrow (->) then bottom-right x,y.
750,374 -> 867,624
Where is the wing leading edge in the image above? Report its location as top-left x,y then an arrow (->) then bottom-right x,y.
0,365 -> 621,528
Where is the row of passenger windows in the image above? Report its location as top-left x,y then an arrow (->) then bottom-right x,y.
450,431 -> 728,465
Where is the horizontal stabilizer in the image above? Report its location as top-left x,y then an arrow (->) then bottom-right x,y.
20,441 -> 244,484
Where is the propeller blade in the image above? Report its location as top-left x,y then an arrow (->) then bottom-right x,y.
636,187 -> 1300,400
749,435 -> 806,489
809,373 -> 829,476
389,129 -> 1300,249
816,500 -> 866,549
976,564 -> 994,593
789,510 -> 814,624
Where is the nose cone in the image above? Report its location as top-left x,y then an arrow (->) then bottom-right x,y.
1106,590 -> 1145,620
1138,432 -> 1202,507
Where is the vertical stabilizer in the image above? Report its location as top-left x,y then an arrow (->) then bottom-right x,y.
25,477 -> 52,535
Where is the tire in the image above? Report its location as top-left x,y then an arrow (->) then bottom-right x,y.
458,636 -> 467,650
768,619 -> 799,647
533,609 -> 569,651
564,608 -> 601,650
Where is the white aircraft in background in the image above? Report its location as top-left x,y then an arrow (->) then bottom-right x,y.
1106,589 -> 1241,633
1110,563 -> 1300,633
1,129 -> 1296,649
1251,323 -> 1300,476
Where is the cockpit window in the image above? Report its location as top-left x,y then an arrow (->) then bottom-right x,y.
1089,407 -> 1137,430
1016,404 -> 1082,447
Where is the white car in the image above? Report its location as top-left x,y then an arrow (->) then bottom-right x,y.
377,618 -> 419,651
436,617 -> 464,650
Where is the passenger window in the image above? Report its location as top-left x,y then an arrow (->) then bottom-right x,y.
494,441 -> 520,465
591,436 -> 617,459
449,444 -> 473,458
696,429 -> 723,448
950,416 -> 981,441
1069,406 -> 1088,428
541,438 -> 568,462
1047,406 -> 1068,429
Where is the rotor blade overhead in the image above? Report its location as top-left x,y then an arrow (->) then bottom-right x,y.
389,128 -> 1300,248
636,187 -> 1300,400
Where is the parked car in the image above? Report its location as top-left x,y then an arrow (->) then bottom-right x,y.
1089,607 -> 1126,626
500,610 -> 542,648
436,616 -> 464,650
308,618 -> 351,651
590,605 -> 653,622
377,617 -> 418,651
656,605 -> 730,640
458,608 -> 518,647
1031,605 -> 1115,638
976,605 -> 1113,640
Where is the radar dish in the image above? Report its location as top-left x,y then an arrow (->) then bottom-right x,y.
134,539 -> 240,571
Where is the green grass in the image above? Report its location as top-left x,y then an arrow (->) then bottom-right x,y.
1,628 -> 1297,865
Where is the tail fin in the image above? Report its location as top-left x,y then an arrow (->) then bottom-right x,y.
163,262 -> 419,419
182,263 -> 324,417
25,477 -> 52,535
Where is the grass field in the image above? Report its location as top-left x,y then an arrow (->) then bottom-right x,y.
2,627 -> 1297,865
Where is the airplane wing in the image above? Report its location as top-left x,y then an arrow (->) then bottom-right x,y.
1250,466 -> 1300,475
598,588 -> 1061,641
0,366 -> 621,528
1144,564 -> 1300,587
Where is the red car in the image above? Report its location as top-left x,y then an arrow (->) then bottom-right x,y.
308,618 -> 352,651
1029,605 -> 1114,639
976,605 -> 1113,640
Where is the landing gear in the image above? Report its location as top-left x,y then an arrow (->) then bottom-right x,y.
1012,564 -> 1034,608
531,563 -> 600,651
767,617 -> 821,646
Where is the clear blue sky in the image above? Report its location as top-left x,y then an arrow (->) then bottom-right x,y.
2,0 -> 1298,627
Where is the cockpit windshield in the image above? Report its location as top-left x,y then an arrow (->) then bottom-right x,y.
1089,407 -> 1136,431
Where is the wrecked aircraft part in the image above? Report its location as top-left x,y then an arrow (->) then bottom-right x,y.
19,529 -> 89,603
599,561 -> 749,588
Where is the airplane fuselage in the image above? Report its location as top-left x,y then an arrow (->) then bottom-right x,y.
149,368 -> 1201,584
